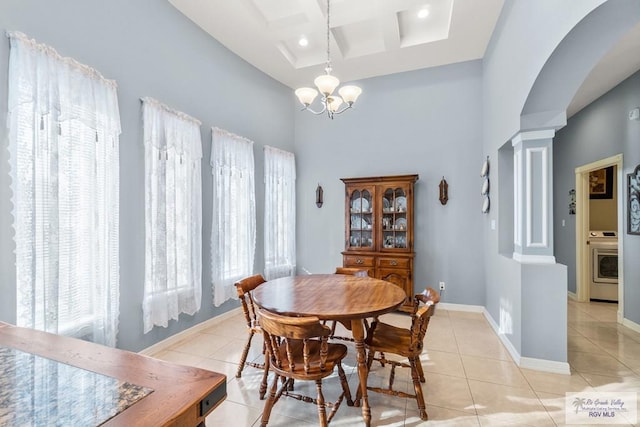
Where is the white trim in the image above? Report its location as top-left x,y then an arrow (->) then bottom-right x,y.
483,308 -> 521,365
482,307 -> 570,374
520,357 -> 570,375
525,146 -> 549,248
622,317 -> 640,334
574,154 -> 623,174
568,291 -> 578,301
511,129 -> 555,145
438,302 -> 484,313
616,163 -> 625,321
512,252 -> 556,264
526,148 -> 533,247
139,307 -> 242,356
514,149 -> 522,246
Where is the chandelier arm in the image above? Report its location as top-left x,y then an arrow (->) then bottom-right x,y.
294,0 -> 360,119
331,104 -> 354,115
301,104 -> 327,115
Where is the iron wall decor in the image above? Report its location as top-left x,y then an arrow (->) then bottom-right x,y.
316,184 -> 323,208
439,177 -> 448,205
569,189 -> 576,215
628,164 -> 640,235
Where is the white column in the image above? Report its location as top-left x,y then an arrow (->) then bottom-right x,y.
512,130 -> 555,263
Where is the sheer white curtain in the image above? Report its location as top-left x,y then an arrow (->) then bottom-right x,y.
264,146 -> 296,280
7,32 -> 120,346
211,128 -> 256,306
141,98 -> 202,333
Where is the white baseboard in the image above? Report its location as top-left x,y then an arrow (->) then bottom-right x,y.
481,307 -> 570,375
139,307 -> 242,356
568,291 -> 578,301
622,317 -> 640,334
438,302 -> 484,313
520,357 -> 571,375
482,308 -> 521,366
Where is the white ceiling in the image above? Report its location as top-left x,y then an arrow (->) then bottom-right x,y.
168,0 -> 640,118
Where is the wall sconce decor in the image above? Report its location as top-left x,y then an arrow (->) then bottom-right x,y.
569,189 -> 576,215
628,164 -> 640,235
481,156 -> 490,214
316,184 -> 324,208
439,177 -> 448,205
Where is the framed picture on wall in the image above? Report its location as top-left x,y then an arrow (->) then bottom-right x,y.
589,166 -> 614,199
628,164 -> 640,235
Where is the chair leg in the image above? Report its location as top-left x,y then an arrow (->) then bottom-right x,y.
236,330 -> 255,378
315,379 -> 328,427
259,355 -> 270,399
409,357 -> 428,420
260,373 -> 280,426
416,357 -> 426,383
337,362 -> 353,406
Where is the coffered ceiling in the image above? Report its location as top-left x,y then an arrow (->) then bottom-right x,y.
168,0 -> 503,89
168,0 -> 640,117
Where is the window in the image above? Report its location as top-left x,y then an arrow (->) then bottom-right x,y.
264,146 -> 296,280
141,98 -> 202,333
210,128 -> 256,306
8,32 -> 120,346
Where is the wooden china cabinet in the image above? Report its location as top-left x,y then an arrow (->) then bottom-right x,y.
341,174 -> 418,312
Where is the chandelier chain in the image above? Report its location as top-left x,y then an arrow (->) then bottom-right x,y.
293,0 -> 361,118
325,0 -> 331,74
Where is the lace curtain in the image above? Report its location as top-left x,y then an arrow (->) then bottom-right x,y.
7,32 -> 120,347
211,128 -> 256,306
141,98 -> 202,333
264,146 -> 296,280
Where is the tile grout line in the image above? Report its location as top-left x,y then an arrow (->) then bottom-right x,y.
446,309 -> 481,422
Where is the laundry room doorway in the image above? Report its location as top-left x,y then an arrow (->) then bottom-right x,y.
574,154 -> 624,323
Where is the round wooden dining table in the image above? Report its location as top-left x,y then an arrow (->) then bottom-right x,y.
252,274 -> 406,427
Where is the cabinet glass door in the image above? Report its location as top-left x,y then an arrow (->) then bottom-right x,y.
381,187 -> 409,251
348,188 -> 374,249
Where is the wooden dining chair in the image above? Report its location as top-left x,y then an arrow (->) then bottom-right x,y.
258,308 -> 353,427
234,274 -> 268,381
334,267 -> 369,276
356,287 -> 440,421
327,267 -> 369,341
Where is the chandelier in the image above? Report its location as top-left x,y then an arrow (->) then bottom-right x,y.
294,0 -> 362,119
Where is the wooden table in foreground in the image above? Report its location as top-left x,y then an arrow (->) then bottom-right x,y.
0,322 -> 226,426
252,274 -> 406,427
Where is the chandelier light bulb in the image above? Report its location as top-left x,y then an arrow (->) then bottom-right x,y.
293,0 -> 361,118
295,87 -> 319,106
338,85 -> 362,104
314,74 -> 340,96
327,96 -> 343,112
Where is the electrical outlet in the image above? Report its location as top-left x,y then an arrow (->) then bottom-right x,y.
439,281 -> 445,291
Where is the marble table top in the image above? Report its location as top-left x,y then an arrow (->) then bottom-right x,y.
0,345 -> 153,426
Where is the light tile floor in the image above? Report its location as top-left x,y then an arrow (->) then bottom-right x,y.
150,300 -> 640,426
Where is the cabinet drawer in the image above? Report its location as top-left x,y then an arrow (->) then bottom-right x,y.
344,255 -> 375,267
377,257 -> 410,269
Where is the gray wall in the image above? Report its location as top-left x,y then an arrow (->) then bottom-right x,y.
294,60 -> 486,306
554,70 -> 640,323
0,0 -> 294,351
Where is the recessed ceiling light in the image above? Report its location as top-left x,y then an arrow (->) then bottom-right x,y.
418,8 -> 430,19
298,36 -> 309,47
